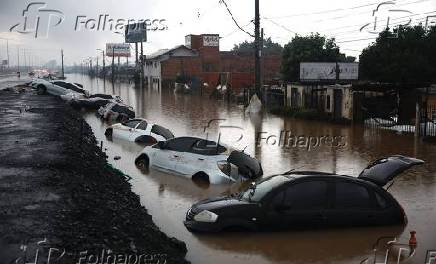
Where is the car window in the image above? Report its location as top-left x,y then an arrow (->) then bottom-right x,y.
242,176 -> 291,202
123,120 -> 141,128
335,181 -> 371,209
165,137 -> 199,152
53,81 -> 68,88
284,181 -> 328,210
137,121 -> 148,130
190,139 -> 227,155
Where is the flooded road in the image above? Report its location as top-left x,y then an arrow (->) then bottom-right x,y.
67,74 -> 435,264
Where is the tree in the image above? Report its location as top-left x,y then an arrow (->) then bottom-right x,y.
281,33 -> 354,81
232,37 -> 283,56
359,25 -> 436,85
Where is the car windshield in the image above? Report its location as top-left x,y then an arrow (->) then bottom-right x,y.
241,175 -> 291,202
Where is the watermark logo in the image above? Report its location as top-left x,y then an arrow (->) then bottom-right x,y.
360,1 -> 412,38
13,238 -> 168,264
203,119 -> 244,148
256,131 -> 347,151
14,238 -> 66,264
9,2 -> 65,38
9,2 -> 168,39
426,250 -> 436,264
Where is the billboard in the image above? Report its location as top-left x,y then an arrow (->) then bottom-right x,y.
203,35 -> 219,47
125,22 -> 147,43
106,43 -> 131,57
300,62 -> 358,81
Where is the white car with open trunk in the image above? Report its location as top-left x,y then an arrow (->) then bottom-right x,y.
134,136 -> 263,184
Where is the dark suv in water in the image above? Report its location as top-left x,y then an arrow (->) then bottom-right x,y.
184,155 -> 423,232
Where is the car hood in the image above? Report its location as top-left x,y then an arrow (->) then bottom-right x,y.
193,195 -> 251,212
227,151 -> 263,179
358,155 -> 424,186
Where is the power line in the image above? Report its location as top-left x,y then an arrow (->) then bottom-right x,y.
263,17 -> 297,35
220,20 -> 253,39
265,1 -> 381,19
320,10 -> 436,34
336,37 -> 377,44
311,0 -> 431,24
219,0 -> 255,38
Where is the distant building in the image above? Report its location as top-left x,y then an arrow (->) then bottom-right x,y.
143,34 -> 281,92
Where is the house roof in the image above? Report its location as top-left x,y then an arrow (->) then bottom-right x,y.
146,45 -> 198,60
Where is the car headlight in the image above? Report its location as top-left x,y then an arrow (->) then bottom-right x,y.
193,210 -> 218,223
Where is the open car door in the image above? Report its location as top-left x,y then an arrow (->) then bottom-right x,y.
151,124 -> 175,140
227,151 -> 263,180
358,155 -> 424,186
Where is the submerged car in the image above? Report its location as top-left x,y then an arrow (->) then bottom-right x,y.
105,118 -> 175,144
31,79 -> 89,96
97,102 -> 135,122
134,136 -> 263,184
184,155 -> 424,232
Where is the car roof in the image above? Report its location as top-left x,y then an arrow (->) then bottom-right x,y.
276,171 -> 372,185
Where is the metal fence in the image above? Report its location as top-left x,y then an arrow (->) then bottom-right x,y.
420,104 -> 436,137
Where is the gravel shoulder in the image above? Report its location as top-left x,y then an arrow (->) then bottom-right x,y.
0,87 -> 189,263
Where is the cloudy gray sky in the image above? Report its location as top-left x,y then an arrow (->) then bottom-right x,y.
0,0 -> 435,66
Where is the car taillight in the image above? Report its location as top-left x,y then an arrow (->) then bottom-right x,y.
217,161 -> 231,176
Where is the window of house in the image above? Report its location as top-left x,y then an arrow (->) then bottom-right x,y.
326,95 -> 331,110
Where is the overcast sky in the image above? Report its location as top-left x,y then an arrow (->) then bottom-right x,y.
0,0 -> 435,66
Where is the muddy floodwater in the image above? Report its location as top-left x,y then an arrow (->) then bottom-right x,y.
67,74 -> 435,264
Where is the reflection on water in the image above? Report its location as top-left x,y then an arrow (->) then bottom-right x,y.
67,74 -> 436,264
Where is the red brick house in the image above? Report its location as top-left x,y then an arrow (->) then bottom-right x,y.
143,34 -> 281,93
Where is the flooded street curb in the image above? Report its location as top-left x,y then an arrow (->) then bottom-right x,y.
0,88 -> 189,263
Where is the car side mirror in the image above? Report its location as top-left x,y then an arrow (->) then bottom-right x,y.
157,141 -> 168,149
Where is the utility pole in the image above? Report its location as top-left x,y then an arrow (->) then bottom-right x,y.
17,46 -> 20,72
6,39 -> 9,69
61,49 -> 64,78
254,0 -> 261,97
140,41 -> 144,84
112,47 -> 115,82
135,43 -> 138,66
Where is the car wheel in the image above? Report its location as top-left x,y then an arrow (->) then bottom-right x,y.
36,85 -> 47,95
135,155 -> 149,170
192,172 -> 210,186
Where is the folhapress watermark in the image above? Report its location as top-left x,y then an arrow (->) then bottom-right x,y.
359,1 -> 436,38
10,2 -> 168,39
256,131 -> 347,151
13,238 -> 168,264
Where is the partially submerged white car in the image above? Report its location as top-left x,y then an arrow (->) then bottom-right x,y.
31,78 -> 89,97
105,118 -> 175,144
134,137 -> 263,184
97,102 -> 135,122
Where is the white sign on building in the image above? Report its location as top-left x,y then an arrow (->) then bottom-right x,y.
185,35 -> 192,48
300,62 -> 359,81
202,35 -> 219,47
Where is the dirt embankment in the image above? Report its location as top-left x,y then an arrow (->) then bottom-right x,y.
0,88 -> 189,263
